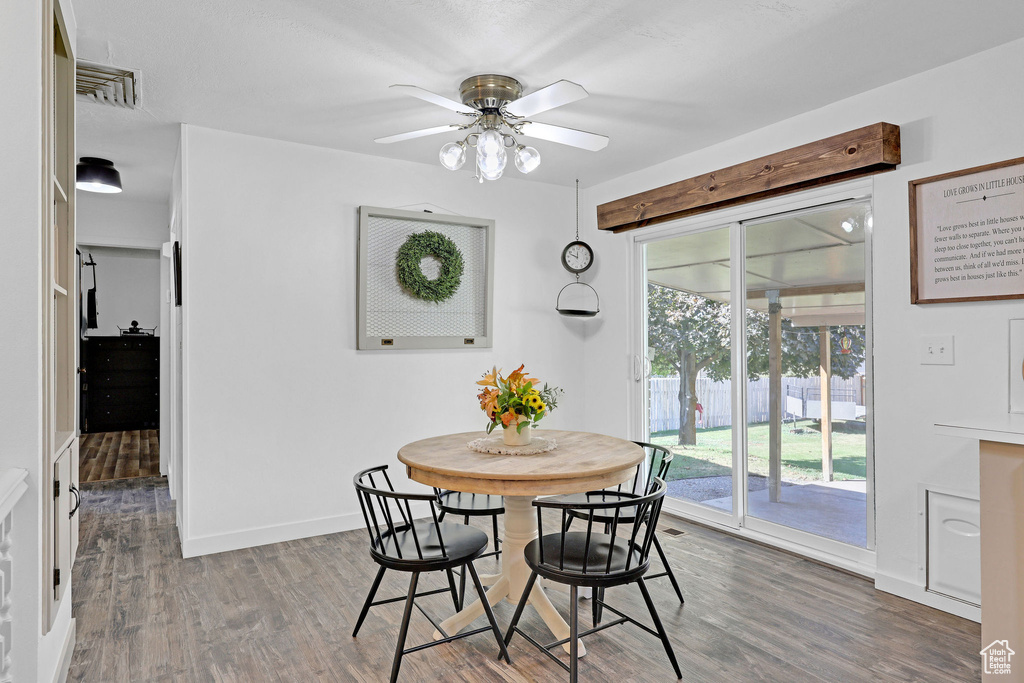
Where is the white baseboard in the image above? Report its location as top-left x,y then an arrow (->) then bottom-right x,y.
52,617 -> 76,683
180,511 -> 367,558
175,501 -> 184,549
875,572 -> 981,622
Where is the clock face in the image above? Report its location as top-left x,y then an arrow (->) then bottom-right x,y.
561,241 -> 593,274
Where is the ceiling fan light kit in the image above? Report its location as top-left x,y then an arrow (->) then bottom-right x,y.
376,74 -> 608,182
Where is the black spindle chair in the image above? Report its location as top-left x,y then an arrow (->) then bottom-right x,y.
433,488 -> 504,609
503,477 -> 681,682
352,465 -> 511,682
562,441 -> 685,623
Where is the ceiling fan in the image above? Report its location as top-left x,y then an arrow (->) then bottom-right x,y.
375,74 -> 609,182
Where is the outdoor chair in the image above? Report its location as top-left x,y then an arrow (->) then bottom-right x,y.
503,477 -> 682,682
561,441 -> 685,622
352,465 -> 510,682
433,488 -> 504,608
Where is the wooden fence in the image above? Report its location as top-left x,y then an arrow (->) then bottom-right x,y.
649,375 -> 864,432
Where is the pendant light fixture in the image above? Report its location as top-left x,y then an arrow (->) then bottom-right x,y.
76,157 -> 122,194
556,179 -> 600,317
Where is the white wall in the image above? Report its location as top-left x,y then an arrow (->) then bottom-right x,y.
178,125 -> 586,556
581,36 -> 1024,616
80,246 -> 161,337
0,1 -> 77,680
77,193 -> 168,249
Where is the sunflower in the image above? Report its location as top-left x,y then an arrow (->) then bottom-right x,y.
525,394 -> 545,412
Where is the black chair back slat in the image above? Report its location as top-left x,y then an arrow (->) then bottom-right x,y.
384,469 -> 413,529
355,486 -> 376,547
429,504 -> 448,560
581,512 -> 596,573
604,506 -> 620,574
537,506 -> 546,565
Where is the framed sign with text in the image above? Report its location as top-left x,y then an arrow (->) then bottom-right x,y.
910,156 -> 1024,304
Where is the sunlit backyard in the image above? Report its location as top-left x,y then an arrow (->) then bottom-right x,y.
651,419 -> 866,482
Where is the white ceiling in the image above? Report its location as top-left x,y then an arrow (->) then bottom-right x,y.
74,0 -> 1024,204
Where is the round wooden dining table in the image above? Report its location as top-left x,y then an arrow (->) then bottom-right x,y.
397,429 -> 644,655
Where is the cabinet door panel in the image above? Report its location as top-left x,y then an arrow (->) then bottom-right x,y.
52,448 -> 71,604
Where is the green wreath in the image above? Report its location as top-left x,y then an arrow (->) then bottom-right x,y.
396,231 -> 464,302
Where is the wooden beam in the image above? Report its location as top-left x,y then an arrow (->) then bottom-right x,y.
597,122 -> 900,233
768,298 -> 782,503
747,282 -> 865,299
819,326 -> 833,482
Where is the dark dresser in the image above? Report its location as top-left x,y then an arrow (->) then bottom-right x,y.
81,336 -> 159,433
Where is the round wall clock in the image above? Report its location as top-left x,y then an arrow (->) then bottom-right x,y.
561,240 -> 593,274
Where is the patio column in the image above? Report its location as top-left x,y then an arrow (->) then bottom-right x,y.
819,326 -> 833,482
768,293 -> 782,503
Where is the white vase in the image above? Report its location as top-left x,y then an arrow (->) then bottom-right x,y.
502,416 -> 533,446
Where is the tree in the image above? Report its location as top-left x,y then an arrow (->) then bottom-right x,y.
647,283 -> 866,445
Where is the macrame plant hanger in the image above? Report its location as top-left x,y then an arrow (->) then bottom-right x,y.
556,179 -> 600,317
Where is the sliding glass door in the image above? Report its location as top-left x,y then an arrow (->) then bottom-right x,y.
639,187 -> 873,563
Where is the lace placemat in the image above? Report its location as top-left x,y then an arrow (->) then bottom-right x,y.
466,435 -> 557,456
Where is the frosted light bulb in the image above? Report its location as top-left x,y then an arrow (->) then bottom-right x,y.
477,145 -> 506,174
477,129 -> 504,156
439,141 -> 466,170
514,146 -> 540,173
479,164 -> 503,181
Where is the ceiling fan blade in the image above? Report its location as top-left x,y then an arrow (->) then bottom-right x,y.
390,84 -> 478,115
374,124 -> 459,144
505,80 -> 589,118
519,121 -> 609,151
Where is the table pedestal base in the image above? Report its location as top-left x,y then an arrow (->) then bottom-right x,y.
436,495 -> 585,656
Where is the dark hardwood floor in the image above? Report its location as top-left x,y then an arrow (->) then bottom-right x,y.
69,477 -> 982,682
79,429 -> 160,482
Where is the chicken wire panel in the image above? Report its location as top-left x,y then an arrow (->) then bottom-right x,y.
359,208 -> 493,349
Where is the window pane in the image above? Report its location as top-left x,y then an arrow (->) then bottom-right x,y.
646,226 -> 733,510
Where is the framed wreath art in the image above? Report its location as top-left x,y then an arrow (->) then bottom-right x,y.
357,206 -> 495,350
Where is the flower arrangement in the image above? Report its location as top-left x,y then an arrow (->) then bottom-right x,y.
477,364 -> 563,435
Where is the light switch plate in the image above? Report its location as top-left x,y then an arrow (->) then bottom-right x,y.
921,334 -> 954,365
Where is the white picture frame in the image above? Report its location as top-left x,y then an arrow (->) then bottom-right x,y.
357,206 -> 495,350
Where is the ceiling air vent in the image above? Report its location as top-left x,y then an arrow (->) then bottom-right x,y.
76,60 -> 139,109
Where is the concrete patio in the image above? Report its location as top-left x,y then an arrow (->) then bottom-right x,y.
668,477 -> 867,547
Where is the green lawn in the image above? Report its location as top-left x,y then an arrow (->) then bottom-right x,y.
651,419 -> 866,482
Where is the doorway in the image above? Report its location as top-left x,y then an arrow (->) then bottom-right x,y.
636,184 -> 874,569
77,245 -> 162,482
